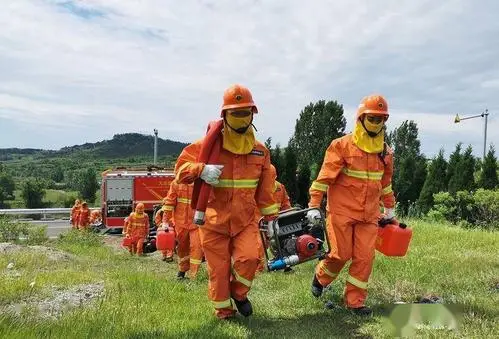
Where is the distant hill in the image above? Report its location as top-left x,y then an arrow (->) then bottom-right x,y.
0,133 -> 188,161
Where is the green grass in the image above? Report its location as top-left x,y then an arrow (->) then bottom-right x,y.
0,220 -> 498,338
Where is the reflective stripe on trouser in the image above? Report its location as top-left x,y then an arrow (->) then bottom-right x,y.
176,227 -> 203,277
199,223 -> 259,318
315,213 -> 377,308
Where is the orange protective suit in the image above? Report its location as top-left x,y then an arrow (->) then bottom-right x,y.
90,210 -> 102,224
70,200 -> 81,229
126,204 -> 150,256
154,208 -> 174,260
78,204 -> 90,230
175,85 -> 278,319
309,94 -> 396,310
162,181 -> 203,278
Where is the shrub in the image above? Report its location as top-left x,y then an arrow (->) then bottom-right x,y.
428,189 -> 499,230
0,216 -> 48,244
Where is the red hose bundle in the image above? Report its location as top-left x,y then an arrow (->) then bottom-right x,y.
191,119 -> 223,225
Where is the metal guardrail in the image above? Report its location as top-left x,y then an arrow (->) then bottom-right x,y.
0,208 -> 72,215
0,207 -> 100,220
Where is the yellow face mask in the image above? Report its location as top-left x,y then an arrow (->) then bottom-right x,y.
352,116 -> 385,153
222,111 -> 256,155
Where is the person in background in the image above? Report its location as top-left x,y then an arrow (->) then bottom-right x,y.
125,203 -> 150,256
78,202 -> 90,230
70,199 -> 81,229
161,181 -> 203,279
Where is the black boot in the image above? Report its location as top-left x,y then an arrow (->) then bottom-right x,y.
232,298 -> 253,317
283,266 -> 293,273
349,306 -> 372,316
311,275 -> 323,298
177,271 -> 186,280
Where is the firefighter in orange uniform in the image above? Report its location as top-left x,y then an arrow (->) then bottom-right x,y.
70,199 -> 81,229
307,94 -> 396,316
161,181 -> 203,279
154,199 -> 174,262
175,84 -> 278,319
90,209 -> 102,225
78,202 -> 90,230
126,203 -> 150,256
256,164 -> 291,272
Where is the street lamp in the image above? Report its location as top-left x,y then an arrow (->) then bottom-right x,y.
153,129 -> 158,165
454,109 -> 489,161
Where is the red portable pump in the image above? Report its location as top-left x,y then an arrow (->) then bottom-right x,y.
156,228 -> 176,252
376,219 -> 413,257
191,120 -> 224,225
259,207 -> 331,271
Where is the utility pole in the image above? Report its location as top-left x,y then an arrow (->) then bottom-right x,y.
153,129 -> 158,165
454,109 -> 489,161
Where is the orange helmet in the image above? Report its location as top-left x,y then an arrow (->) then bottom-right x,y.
356,94 -> 389,120
220,84 -> 258,116
135,203 -> 145,212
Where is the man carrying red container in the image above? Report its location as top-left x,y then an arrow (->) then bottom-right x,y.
307,94 -> 397,316
175,84 -> 278,320
125,203 -> 150,256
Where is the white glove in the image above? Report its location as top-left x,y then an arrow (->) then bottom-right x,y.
159,223 -> 171,231
306,209 -> 321,224
200,164 -> 224,185
382,208 -> 395,221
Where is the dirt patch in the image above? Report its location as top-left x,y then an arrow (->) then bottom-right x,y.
1,282 -> 105,320
0,242 -> 73,261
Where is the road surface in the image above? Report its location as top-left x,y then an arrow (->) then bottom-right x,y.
26,220 -> 73,238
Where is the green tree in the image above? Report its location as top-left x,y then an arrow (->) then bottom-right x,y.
478,145 -> 498,189
78,168 -> 99,203
417,149 -> 448,213
21,178 -> 46,208
51,165 -> 64,183
0,172 -> 16,208
264,137 -> 272,151
271,144 -> 284,179
460,145 -> 477,191
446,143 -> 462,193
291,100 -> 346,168
387,120 -> 427,215
281,145 -> 298,203
296,165 -> 311,208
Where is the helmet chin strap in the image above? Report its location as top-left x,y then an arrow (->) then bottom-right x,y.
361,118 -> 384,138
224,114 -> 255,134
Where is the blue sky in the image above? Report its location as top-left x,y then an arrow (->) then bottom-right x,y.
0,0 -> 498,159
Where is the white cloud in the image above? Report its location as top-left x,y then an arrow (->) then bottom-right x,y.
0,0 -> 498,159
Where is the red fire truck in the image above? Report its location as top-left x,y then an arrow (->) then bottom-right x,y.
100,166 -> 176,230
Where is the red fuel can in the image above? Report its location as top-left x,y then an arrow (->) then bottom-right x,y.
376,222 -> 413,257
156,229 -> 175,251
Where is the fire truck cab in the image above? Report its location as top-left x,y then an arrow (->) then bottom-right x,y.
100,166 -> 176,230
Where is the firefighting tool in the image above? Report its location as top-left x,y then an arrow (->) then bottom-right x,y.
259,207 -> 330,271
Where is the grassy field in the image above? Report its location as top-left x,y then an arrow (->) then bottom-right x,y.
0,220 -> 498,338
